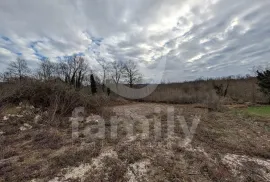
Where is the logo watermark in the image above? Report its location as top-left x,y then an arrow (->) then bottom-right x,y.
70,106 -> 201,147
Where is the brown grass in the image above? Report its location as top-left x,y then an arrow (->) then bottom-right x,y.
84,157 -> 128,182
1,77 -> 270,181
137,77 -> 265,105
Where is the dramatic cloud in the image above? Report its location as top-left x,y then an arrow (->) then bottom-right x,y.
0,0 -> 270,81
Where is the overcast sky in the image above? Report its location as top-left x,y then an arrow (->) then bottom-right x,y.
0,0 -> 270,82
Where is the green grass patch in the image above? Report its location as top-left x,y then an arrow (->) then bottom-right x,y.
245,106 -> 270,117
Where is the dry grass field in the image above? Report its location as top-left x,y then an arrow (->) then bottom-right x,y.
1,0 -> 270,181
137,77 -> 264,105
0,79 -> 270,181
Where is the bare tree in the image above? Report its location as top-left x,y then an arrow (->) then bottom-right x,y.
123,60 -> 142,88
51,56 -> 88,88
55,62 -> 68,81
7,58 -> 30,81
97,58 -> 109,92
65,56 -> 88,88
37,58 -> 56,80
110,60 -> 125,87
212,80 -> 230,97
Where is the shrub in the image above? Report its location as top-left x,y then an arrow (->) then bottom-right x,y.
205,90 -> 222,112
32,129 -> 63,149
0,81 -> 108,116
133,77 -> 263,104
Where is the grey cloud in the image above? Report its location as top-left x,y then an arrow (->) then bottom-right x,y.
0,0 -> 270,82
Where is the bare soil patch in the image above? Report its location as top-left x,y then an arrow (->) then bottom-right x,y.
1,102 -> 270,181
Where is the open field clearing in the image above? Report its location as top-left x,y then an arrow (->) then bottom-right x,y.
1,0 -> 270,181
1,102 -> 270,182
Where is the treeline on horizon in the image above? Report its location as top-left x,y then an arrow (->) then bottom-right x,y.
0,56 -> 258,86
0,56 -> 142,90
1,56 -> 270,106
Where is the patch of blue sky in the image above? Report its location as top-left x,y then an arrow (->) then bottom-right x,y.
1,35 -> 12,42
75,52 -> 85,56
57,52 -> 85,61
91,37 -> 103,46
82,30 -> 103,45
29,41 -> 47,60
35,52 -> 47,60
0,35 -> 23,56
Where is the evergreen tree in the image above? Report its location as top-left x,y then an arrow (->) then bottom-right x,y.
90,74 -> 97,95
257,69 -> 270,101
107,87 -> 111,96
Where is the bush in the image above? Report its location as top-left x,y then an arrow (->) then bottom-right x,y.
0,81 -> 108,116
134,77 -> 263,104
33,129 -> 63,149
205,90 -> 222,112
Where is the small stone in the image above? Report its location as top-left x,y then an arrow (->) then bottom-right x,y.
86,114 -> 103,123
24,123 -> 32,129
34,115 -> 41,124
0,130 -> 4,135
20,123 -> 32,131
44,111 -> 48,116
20,126 -> 27,131
3,116 -> 8,121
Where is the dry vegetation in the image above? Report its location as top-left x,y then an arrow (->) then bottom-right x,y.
0,76 -> 270,182
138,77 -> 263,105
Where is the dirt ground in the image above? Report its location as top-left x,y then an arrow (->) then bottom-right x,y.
0,103 -> 270,181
